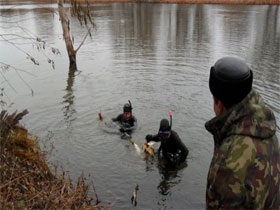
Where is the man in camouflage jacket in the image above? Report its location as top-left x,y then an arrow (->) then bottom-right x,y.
205,57 -> 280,209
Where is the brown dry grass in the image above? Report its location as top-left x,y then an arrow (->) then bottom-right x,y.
0,110 -> 108,210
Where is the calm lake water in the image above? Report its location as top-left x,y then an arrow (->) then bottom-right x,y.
1,2 -> 279,209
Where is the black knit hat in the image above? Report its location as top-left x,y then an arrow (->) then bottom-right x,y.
209,57 -> 253,108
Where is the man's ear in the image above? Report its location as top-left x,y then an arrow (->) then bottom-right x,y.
214,98 -> 227,116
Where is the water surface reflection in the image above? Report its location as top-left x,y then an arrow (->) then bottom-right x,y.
0,3 -> 279,210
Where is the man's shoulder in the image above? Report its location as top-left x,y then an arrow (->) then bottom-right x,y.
131,115 -> 137,121
170,130 -> 181,140
223,135 -> 255,154
116,113 -> 124,119
220,136 -> 256,172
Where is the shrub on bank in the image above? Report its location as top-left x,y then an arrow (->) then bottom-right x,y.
0,110 -> 107,210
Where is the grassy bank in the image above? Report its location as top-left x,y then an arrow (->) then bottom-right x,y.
0,110 -> 107,209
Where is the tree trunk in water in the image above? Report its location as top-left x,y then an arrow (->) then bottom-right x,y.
58,0 -> 77,70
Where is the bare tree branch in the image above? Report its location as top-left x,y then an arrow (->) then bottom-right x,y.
0,62 -> 35,96
75,27 -> 90,53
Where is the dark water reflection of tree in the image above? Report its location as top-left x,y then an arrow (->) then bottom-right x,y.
62,68 -> 78,124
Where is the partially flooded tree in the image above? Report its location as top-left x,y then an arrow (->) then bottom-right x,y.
0,3 -> 105,209
0,1 -> 95,102
58,0 -> 95,70
0,1 -> 94,71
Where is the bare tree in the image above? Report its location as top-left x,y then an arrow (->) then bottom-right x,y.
58,0 -> 95,70
0,0 -> 95,101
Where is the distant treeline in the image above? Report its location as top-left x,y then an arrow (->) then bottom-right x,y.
21,0 -> 280,5
72,0 -> 280,4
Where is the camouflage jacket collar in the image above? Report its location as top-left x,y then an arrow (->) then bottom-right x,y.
205,89 -> 277,146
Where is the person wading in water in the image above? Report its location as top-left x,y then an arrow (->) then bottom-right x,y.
112,100 -> 137,136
